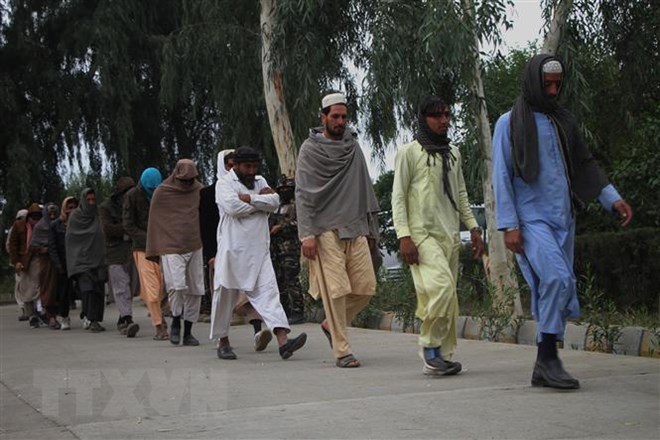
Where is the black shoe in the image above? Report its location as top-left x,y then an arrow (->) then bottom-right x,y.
39,313 -> 49,326
18,314 -> 29,322
531,358 -> 580,390
287,312 -> 305,325
89,321 -> 106,333
29,316 -> 40,328
125,322 -> 140,338
217,345 -> 237,360
183,335 -> 199,346
170,323 -> 181,345
279,332 -> 307,359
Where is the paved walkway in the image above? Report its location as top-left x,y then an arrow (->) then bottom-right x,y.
0,302 -> 658,439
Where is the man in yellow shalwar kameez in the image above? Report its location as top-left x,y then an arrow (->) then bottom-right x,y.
392,96 -> 484,376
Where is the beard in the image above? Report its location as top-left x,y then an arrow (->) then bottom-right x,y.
325,123 -> 345,139
236,172 -> 256,189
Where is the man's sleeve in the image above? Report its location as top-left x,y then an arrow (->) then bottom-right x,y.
295,144 -> 314,239
100,204 -> 124,239
492,114 -> 520,230
216,179 -> 258,218
455,153 -> 479,230
122,193 -> 146,243
391,146 -> 412,238
597,184 -> 622,212
250,178 -> 280,213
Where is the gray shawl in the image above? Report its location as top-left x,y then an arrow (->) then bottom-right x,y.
30,204 -> 56,247
295,127 -> 379,239
65,188 -> 106,277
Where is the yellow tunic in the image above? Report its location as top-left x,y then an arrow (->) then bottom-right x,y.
392,140 -> 478,355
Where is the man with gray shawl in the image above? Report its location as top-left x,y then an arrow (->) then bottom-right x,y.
66,188 -> 107,332
295,92 -> 380,368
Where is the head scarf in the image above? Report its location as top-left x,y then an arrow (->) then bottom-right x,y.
510,54 -> 608,206
216,149 -> 235,180
65,188 -> 105,277
60,196 -> 77,224
295,126 -> 380,239
15,209 -> 28,220
24,203 -> 42,248
145,159 -> 203,259
30,203 -> 57,247
414,96 -> 458,211
140,168 -> 162,202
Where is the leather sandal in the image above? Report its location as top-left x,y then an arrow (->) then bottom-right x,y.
336,354 -> 360,368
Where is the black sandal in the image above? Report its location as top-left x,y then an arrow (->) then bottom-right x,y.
336,354 -> 360,368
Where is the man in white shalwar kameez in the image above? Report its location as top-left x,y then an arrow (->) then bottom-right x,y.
210,147 -> 307,360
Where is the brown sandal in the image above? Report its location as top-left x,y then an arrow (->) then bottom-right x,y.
336,354 -> 360,368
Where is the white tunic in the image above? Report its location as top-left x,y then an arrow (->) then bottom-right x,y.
213,170 -> 279,291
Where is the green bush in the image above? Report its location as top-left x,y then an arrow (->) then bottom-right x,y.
574,228 -> 660,311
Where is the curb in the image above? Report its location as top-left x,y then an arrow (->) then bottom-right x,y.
359,312 -> 660,359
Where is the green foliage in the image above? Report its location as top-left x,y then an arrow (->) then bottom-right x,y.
574,228 -> 660,311
577,268 -> 623,353
358,265 -> 418,330
372,171 -> 398,254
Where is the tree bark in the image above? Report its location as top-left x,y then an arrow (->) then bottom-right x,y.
463,0 -> 523,316
260,0 -> 297,178
542,0 -> 574,54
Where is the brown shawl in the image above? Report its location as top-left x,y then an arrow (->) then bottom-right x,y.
145,159 -> 203,259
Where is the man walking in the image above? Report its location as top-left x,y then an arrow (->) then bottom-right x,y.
295,93 -> 379,368
123,167 -> 169,341
392,96 -> 484,376
100,177 -> 140,337
212,147 -> 307,360
492,54 -> 633,390
66,189 -> 107,333
146,159 -> 204,346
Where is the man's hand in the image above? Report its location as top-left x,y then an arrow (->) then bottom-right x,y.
14,262 -> 24,273
613,200 -> 633,227
301,236 -> 317,260
270,224 -> 282,235
504,229 -> 524,254
470,229 -> 485,259
239,194 -> 251,203
399,237 -> 419,265
259,187 -> 274,195
208,257 -> 215,267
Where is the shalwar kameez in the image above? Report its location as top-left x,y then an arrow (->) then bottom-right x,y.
392,141 -> 478,359
210,170 -> 289,341
492,54 -> 628,390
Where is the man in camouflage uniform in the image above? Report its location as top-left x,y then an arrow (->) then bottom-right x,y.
269,176 -> 305,325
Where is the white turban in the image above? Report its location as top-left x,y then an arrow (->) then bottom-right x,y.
321,92 -> 347,110
216,149 -> 235,180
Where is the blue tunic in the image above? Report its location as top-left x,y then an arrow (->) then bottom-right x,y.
492,111 -> 620,341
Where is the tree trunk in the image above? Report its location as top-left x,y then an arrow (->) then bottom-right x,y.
463,0 -> 523,316
542,0 -> 574,54
260,0 -> 297,178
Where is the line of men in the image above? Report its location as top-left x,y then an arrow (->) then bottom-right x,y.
6,54 -> 633,385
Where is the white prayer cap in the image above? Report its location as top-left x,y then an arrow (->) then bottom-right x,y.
16,209 -> 28,219
321,92 -> 347,109
542,60 -> 563,74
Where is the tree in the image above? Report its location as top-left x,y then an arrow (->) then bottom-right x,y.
462,0 -> 522,316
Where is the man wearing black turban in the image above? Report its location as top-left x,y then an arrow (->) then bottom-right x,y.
492,54 -> 633,390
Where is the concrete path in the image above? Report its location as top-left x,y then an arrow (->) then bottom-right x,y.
0,302 -> 658,439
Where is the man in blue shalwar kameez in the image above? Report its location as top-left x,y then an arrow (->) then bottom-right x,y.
492,54 -> 633,390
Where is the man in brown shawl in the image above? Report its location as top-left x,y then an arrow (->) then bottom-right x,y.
295,92 -> 380,368
66,188 -> 107,332
146,159 -> 204,347
9,203 -> 43,328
